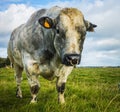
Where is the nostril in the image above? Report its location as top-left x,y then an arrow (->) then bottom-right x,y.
71,59 -> 78,65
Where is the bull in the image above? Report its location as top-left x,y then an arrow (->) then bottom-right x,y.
7,6 -> 97,104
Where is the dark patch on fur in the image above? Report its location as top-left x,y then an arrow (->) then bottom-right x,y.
31,85 -> 39,94
16,88 -> 20,98
57,83 -> 65,94
31,36 -> 41,50
43,49 -> 54,61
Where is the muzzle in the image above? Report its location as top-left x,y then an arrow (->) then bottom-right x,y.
62,54 -> 81,66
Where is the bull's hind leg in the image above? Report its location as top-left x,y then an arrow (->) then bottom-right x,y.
14,64 -> 23,98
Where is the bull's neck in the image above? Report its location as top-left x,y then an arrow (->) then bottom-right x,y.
42,28 -> 56,53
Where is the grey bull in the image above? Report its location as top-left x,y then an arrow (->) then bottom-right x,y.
8,6 -> 97,104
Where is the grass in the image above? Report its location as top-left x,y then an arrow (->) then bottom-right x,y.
0,67 -> 120,112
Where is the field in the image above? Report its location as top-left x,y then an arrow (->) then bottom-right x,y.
0,67 -> 120,112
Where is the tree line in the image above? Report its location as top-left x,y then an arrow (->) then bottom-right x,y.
0,57 -> 10,68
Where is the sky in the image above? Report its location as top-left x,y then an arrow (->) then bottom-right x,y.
0,0 -> 120,66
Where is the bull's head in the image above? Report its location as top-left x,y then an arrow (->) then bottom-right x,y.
38,8 -> 97,66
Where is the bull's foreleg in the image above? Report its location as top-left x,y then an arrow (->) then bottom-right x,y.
56,66 -> 73,104
14,64 -> 23,98
56,79 -> 66,104
27,75 -> 40,104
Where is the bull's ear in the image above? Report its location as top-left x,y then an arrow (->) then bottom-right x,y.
85,20 -> 97,32
38,17 -> 54,29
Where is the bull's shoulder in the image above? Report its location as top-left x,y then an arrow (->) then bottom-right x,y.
26,9 -> 46,25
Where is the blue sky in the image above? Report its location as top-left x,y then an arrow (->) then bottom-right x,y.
0,0 -> 120,66
0,0 -> 69,10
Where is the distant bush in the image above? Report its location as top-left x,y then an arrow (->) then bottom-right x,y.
0,57 -> 10,68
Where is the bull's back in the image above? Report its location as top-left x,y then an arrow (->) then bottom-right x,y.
8,24 -> 25,67
26,9 -> 46,25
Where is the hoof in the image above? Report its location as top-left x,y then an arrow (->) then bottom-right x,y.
30,100 -> 37,104
16,95 -> 22,98
59,100 -> 65,104
30,95 -> 37,104
16,88 -> 22,98
58,94 -> 65,104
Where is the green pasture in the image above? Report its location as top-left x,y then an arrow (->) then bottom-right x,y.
0,67 -> 120,112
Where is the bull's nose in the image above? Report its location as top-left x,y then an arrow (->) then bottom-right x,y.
63,54 -> 80,66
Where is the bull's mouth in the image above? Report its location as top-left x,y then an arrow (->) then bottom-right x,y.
62,54 -> 81,66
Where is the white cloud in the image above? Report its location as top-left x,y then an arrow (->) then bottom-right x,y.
86,0 -> 120,36
0,4 -> 36,34
80,36 -> 120,66
0,48 -> 7,58
81,48 -> 120,66
96,38 -> 120,47
0,4 -> 36,58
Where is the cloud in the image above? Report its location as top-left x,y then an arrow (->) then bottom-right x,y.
0,4 -> 36,57
0,48 -> 7,57
0,0 -> 120,66
86,0 -> 120,37
80,31 -> 120,66
0,4 -> 36,34
81,50 -> 120,66
78,0 -> 120,66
